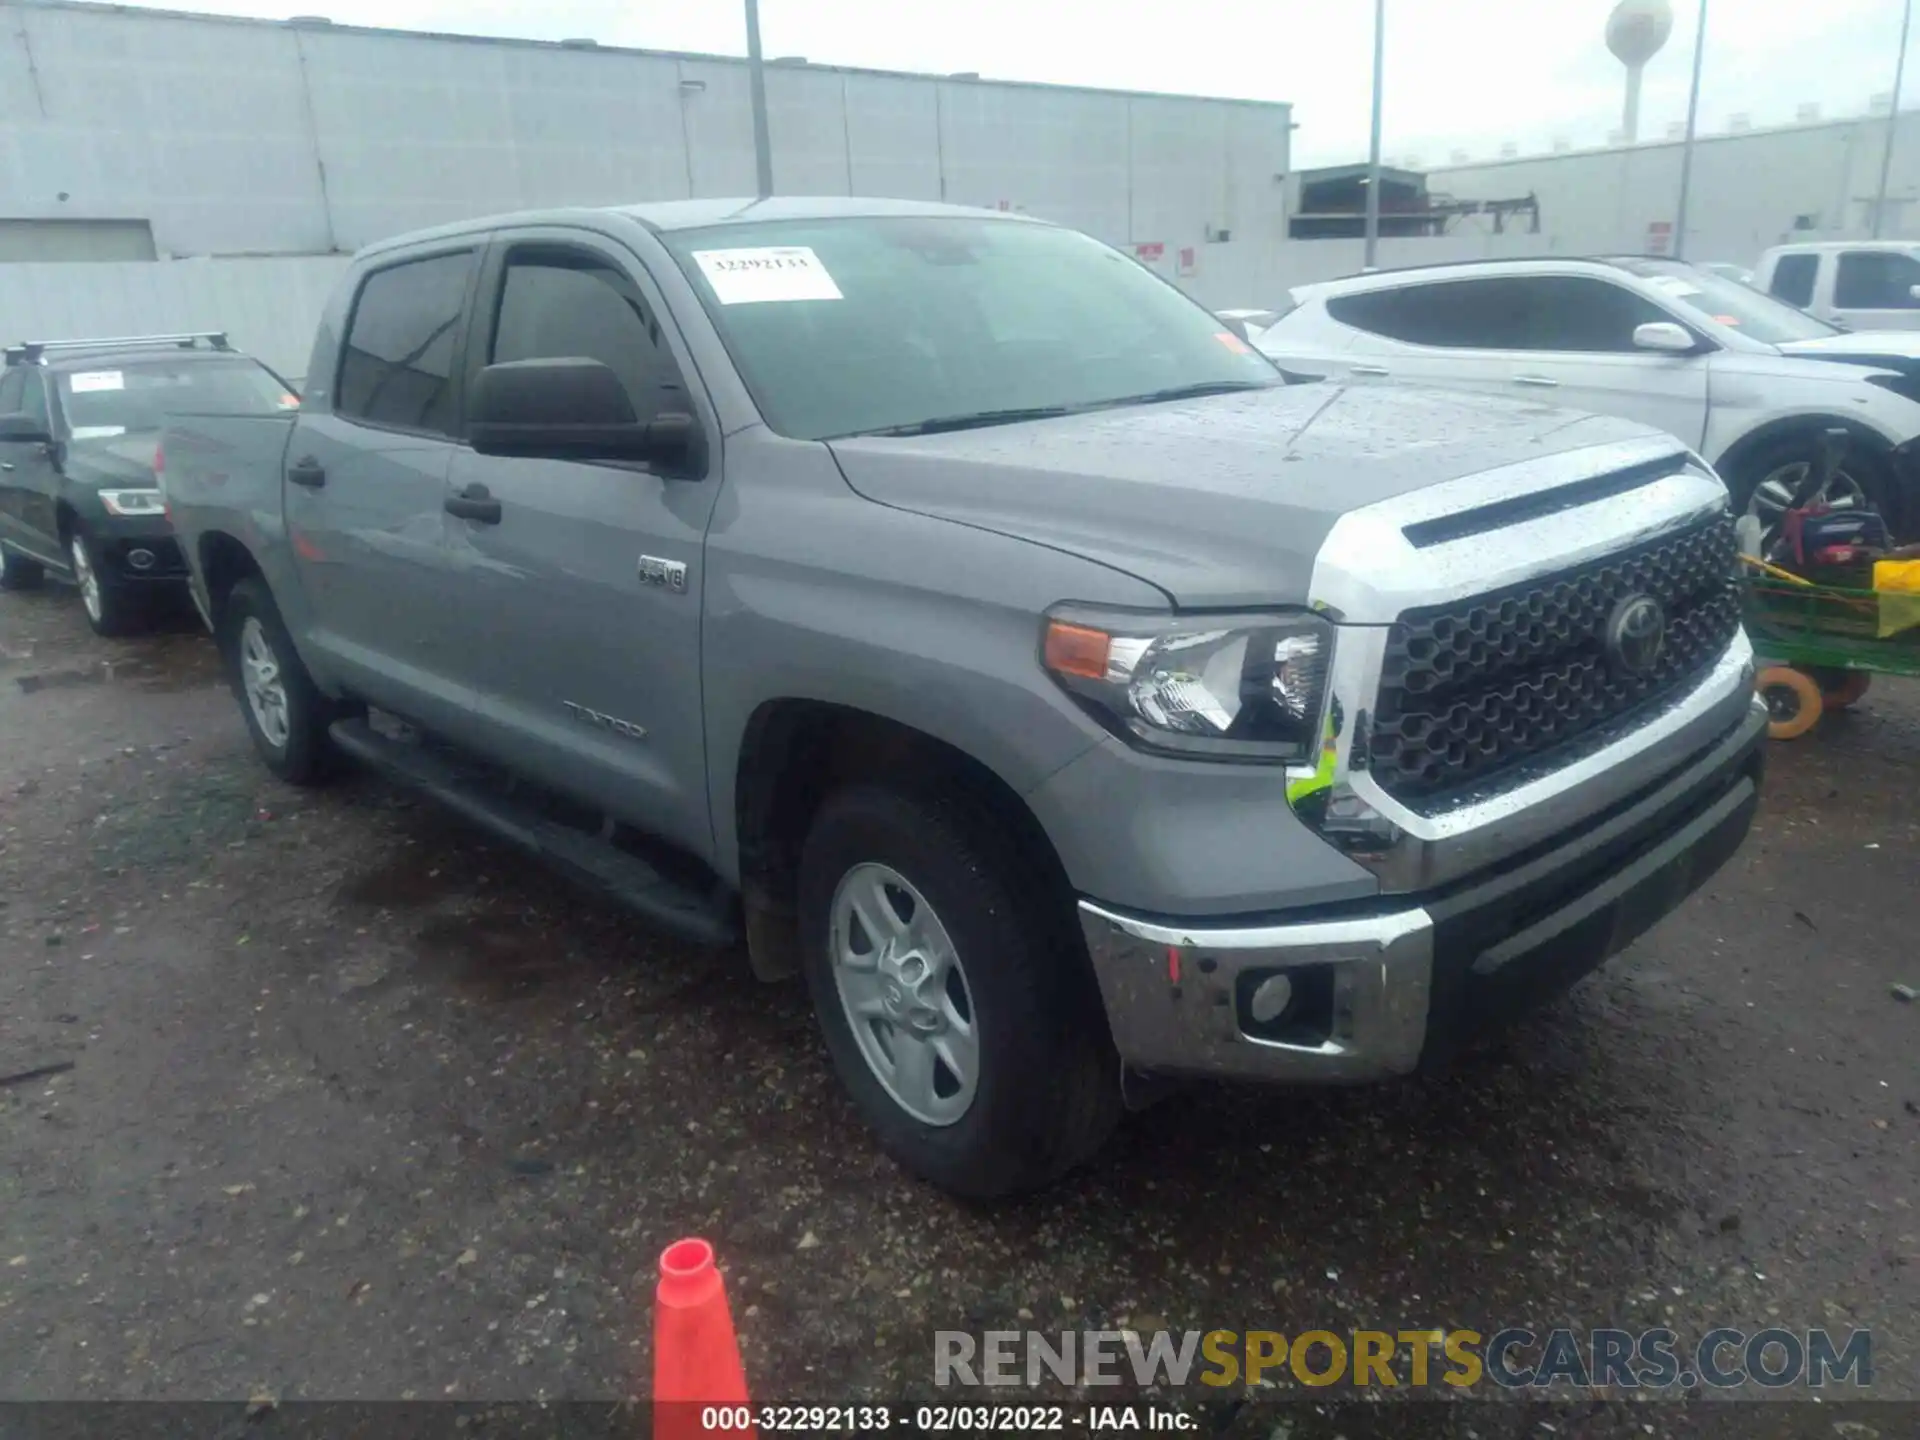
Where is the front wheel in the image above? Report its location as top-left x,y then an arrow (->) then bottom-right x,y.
1757,665 -> 1824,741
68,530 -> 148,636
1725,435 -> 1893,547
797,785 -> 1120,1198
219,577 -> 339,784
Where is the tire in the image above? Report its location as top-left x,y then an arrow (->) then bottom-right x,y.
219,577 -> 339,784
1810,667 -> 1872,711
67,529 -> 147,636
1723,433 -> 1894,546
1757,665 -> 1824,741
0,543 -> 44,591
797,784 -> 1121,1198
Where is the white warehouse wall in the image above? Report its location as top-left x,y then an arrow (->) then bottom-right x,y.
0,256 -> 349,382
0,0 -> 1292,262
1427,112 -> 1920,266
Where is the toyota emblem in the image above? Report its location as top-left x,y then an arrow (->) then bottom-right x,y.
1605,594 -> 1667,676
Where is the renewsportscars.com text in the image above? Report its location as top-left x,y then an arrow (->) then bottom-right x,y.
934,1327 -> 1873,1391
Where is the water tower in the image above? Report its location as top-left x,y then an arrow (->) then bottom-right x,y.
1607,0 -> 1675,143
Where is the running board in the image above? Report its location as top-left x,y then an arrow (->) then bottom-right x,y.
328,718 -> 740,948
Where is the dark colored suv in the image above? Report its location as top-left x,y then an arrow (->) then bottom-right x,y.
0,333 -> 298,634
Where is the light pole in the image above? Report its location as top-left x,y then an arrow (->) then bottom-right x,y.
745,0 -> 774,199
1872,0 -> 1914,238
1363,0 -> 1385,269
1672,0 -> 1708,260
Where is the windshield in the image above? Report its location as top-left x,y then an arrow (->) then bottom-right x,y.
662,216 -> 1280,440
55,358 -> 297,441
1609,258 -> 1840,344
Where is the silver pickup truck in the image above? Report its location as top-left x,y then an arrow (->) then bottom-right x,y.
161,197 -> 1767,1197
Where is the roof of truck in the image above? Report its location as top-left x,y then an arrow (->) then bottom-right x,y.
355,196 -> 1044,260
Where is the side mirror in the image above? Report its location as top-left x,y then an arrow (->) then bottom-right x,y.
1633,321 -> 1698,354
467,358 -> 703,474
0,412 -> 53,445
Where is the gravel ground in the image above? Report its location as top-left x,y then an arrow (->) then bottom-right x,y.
0,581 -> 1915,1436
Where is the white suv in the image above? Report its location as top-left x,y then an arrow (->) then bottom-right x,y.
1255,256 -> 1920,539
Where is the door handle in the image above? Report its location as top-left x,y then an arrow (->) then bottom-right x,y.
1349,363 -> 1391,377
445,483 -> 502,524
1513,375 -> 1560,388
287,456 -> 327,488
0,462 -> 13,472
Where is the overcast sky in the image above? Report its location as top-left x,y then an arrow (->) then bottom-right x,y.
106,0 -> 1920,166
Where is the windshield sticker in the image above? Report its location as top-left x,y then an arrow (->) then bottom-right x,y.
70,425 -> 127,440
1646,276 -> 1702,299
69,370 -> 125,393
1213,331 -> 1253,354
692,246 -> 844,305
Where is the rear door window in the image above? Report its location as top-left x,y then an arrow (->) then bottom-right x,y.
1768,253 -> 1819,308
1833,250 -> 1920,309
336,250 -> 476,435
0,368 -> 22,415
1327,278 -> 1532,349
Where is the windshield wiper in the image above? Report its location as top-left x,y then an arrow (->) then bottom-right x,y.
840,380 -> 1277,439
1109,380 -> 1277,406
848,406 -> 1082,438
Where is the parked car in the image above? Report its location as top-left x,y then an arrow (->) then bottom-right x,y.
0,333 -> 299,634
1254,256 -> 1920,541
161,199 -> 1765,1196
1755,240 -> 1920,332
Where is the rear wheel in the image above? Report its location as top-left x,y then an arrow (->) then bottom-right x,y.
797,784 -> 1120,1197
220,577 -> 339,784
1810,667 -> 1872,711
0,543 -> 44,591
1757,665 -> 1824,740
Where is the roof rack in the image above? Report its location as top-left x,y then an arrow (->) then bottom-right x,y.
3,332 -> 231,366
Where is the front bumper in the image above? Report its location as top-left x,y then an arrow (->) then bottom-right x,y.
87,513 -> 188,586
1078,697 -> 1767,1083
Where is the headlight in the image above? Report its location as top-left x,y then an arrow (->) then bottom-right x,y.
99,488 -> 166,517
1043,608 -> 1333,762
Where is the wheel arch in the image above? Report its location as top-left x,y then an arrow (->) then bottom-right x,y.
731,698 -> 1077,984
195,529 -> 267,633
1708,412 -> 1897,480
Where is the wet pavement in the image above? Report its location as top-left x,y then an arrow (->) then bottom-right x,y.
0,579 -> 1915,1434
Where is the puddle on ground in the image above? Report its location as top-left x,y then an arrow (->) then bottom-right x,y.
16,663 -> 108,694
411,912 -> 571,1000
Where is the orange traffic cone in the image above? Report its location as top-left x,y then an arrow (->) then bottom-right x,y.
653,1238 -> 753,1440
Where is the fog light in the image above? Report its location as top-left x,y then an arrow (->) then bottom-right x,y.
126,548 -> 156,572
1248,973 -> 1294,1025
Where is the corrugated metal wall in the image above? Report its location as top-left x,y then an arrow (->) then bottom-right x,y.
0,0 -> 1292,261
0,256 -> 349,383
1427,112 -> 1920,265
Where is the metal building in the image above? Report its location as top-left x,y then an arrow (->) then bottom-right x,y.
0,0 -> 1292,263
1426,108 -> 1920,266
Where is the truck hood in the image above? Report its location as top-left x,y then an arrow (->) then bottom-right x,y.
826,384 -> 1667,608
63,434 -> 161,488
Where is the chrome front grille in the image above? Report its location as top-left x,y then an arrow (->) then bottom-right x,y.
1368,513 -> 1741,809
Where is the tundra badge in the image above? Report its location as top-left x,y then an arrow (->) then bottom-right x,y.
638,555 -> 689,593
562,702 -> 649,741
